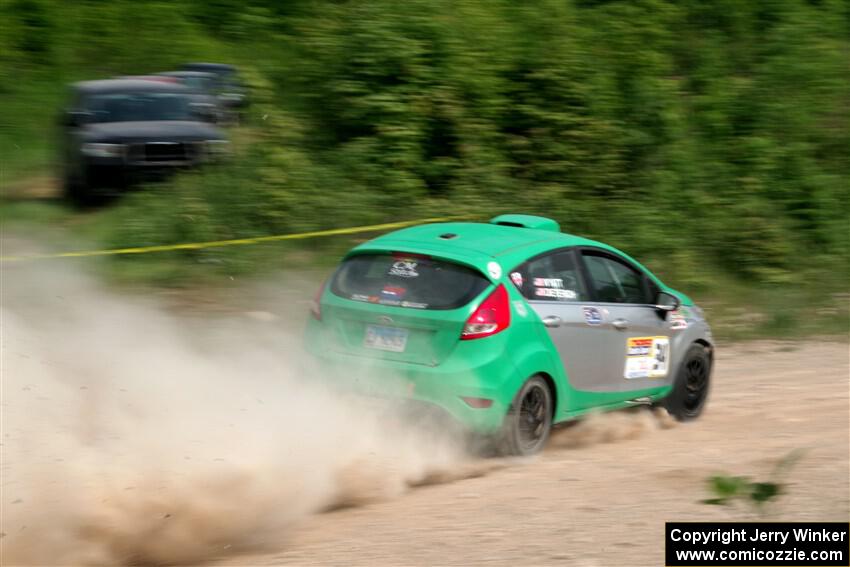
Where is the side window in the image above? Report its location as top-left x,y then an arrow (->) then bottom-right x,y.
646,278 -> 660,304
509,250 -> 588,302
582,253 -> 648,304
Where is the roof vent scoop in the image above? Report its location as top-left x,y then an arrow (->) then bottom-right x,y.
489,214 -> 560,233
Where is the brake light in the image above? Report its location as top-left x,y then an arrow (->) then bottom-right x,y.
310,279 -> 327,321
461,284 -> 511,340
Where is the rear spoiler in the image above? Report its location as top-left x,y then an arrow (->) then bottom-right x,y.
489,214 -> 560,232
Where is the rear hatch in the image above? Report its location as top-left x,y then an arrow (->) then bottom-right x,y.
324,252 -> 489,366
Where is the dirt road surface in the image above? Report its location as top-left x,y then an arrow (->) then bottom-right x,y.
2,268 -> 847,567
217,340 -> 849,567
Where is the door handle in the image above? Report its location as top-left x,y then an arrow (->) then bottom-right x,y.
542,315 -> 562,328
612,318 -> 629,330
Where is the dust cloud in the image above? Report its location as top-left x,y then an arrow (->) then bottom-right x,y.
548,407 -> 677,449
0,262 -> 674,566
0,263 -> 472,565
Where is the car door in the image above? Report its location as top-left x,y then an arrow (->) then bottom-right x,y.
509,248 -> 605,398
579,249 -> 671,394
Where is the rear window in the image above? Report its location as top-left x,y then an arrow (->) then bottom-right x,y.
330,253 -> 489,310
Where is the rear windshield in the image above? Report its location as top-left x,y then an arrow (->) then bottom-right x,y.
330,253 -> 489,310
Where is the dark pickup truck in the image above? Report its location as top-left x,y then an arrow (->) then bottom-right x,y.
59,79 -> 229,203
181,63 -> 248,109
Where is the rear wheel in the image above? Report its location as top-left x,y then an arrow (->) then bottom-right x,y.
500,375 -> 553,456
663,343 -> 711,420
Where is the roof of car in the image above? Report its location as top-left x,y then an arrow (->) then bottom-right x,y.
182,62 -> 236,72
347,218 -> 668,287
160,71 -> 217,78
74,79 -> 192,94
355,221 -> 597,263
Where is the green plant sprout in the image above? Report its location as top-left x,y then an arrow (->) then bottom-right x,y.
702,449 -> 808,517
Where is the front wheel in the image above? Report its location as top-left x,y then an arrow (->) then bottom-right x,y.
62,162 -> 92,207
663,343 -> 712,421
500,375 -> 553,457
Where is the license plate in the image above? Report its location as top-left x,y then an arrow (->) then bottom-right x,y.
364,325 -> 409,353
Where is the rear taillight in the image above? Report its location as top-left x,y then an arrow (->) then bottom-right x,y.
461,284 -> 511,340
310,279 -> 327,321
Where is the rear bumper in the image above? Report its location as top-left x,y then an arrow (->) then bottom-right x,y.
304,333 -> 518,434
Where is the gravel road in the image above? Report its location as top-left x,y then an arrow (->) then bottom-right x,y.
2,268 -> 847,566
216,340 -> 849,567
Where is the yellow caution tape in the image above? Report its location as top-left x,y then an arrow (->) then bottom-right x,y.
1,215 -> 470,262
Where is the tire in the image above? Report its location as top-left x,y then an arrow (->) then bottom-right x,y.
62,162 -> 91,207
63,175 -> 86,206
500,375 -> 554,457
663,343 -> 712,421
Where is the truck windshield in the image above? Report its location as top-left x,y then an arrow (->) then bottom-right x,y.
87,92 -> 193,123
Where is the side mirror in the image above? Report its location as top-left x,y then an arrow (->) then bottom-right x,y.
654,291 -> 680,313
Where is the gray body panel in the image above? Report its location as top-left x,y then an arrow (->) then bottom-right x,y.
501,236 -> 713,408
528,300 -> 713,400
595,302 -> 672,392
668,307 -> 714,374
526,301 -> 603,395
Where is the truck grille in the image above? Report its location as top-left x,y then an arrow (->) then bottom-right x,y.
128,142 -> 199,164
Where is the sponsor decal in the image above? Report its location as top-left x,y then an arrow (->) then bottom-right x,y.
487,261 -> 502,280
627,337 -> 653,356
669,309 -> 688,331
510,271 -> 524,287
352,292 -> 425,309
389,259 -> 419,278
535,288 -> 578,300
624,336 -> 669,379
533,277 -> 564,289
380,285 -> 407,300
582,306 -> 603,325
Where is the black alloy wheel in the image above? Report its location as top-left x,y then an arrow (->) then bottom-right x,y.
501,375 -> 553,456
664,343 -> 712,421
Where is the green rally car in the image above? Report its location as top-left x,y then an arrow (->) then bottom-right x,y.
305,215 -> 713,456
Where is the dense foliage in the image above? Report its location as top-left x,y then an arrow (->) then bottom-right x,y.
1,0 -> 848,289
